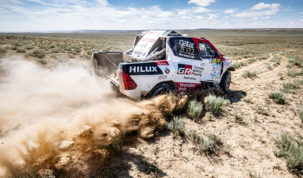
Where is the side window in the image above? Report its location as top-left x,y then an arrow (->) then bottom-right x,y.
168,37 -> 199,60
199,43 -> 216,58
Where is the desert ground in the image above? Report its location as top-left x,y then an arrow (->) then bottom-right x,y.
0,29 -> 302,177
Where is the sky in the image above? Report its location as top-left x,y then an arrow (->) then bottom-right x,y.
0,0 -> 302,32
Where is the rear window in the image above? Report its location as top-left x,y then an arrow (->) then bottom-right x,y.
168,37 -> 199,60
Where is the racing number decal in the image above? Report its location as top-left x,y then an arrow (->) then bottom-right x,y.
168,37 -> 199,60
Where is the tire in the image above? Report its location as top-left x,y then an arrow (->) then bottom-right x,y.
146,83 -> 174,98
220,71 -> 231,93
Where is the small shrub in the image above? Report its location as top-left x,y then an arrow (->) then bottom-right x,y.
51,47 -> 60,53
249,171 -> 262,178
205,95 -> 230,116
187,99 -> 203,120
87,50 -> 92,55
275,134 -> 303,175
187,130 -> 227,156
24,45 -> 34,50
235,113 -> 247,125
257,106 -> 269,116
16,48 -> 26,53
283,82 -> 296,90
269,91 -> 286,104
298,107 -> 303,123
30,49 -> 45,58
258,54 -> 269,60
248,58 -> 256,64
233,61 -> 244,69
242,71 -> 257,78
0,47 -> 7,55
168,117 -> 185,137
288,70 -> 303,77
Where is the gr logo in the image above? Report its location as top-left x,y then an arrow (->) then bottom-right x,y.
177,64 -> 192,75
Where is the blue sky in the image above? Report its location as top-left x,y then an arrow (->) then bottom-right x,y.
0,0 -> 302,32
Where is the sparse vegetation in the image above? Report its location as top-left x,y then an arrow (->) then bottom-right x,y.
187,130 -> 229,156
16,48 -> 26,53
30,49 -> 45,58
187,99 -> 203,120
275,134 -> 303,175
234,112 -> 247,125
168,117 -> 185,137
242,71 -> 257,78
233,61 -> 244,69
269,91 -> 286,104
257,106 -> 269,116
205,95 -> 230,116
0,47 -> 7,55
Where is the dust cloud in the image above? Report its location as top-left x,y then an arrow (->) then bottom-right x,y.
0,56 -> 187,177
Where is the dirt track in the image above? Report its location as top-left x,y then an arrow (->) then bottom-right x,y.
105,52 -> 302,178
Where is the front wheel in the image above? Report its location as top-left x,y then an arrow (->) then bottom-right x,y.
220,71 -> 231,93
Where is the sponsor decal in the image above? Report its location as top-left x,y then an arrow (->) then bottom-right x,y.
193,66 -> 203,77
184,76 -> 196,80
179,39 -> 195,48
211,58 -> 222,64
177,64 -> 203,77
177,64 -> 193,75
164,67 -> 170,74
175,82 -> 201,92
155,60 -> 169,66
158,75 -> 167,80
123,63 -> 163,75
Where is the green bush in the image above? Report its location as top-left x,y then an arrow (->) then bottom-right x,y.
233,62 -> 244,69
269,91 -> 286,104
248,58 -> 256,64
168,117 -> 185,137
205,95 -> 230,116
283,82 -> 296,90
242,71 -> 257,78
0,47 -> 7,55
16,48 -> 26,53
24,45 -> 34,50
187,99 -> 203,120
275,134 -> 303,175
30,49 -> 45,58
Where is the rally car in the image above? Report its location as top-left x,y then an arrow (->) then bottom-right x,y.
92,30 -> 234,99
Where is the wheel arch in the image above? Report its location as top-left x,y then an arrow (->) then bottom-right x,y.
144,80 -> 176,98
227,67 -> 235,71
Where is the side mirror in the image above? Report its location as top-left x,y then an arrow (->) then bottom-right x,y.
216,52 -> 220,57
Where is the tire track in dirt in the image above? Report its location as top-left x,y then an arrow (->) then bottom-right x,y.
232,53 -> 287,91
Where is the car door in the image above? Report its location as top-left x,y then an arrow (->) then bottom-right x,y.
198,42 -> 222,82
170,37 -> 204,83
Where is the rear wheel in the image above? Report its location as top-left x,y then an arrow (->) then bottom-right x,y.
146,83 -> 174,98
220,71 -> 231,93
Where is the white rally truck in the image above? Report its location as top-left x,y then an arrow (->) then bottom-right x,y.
92,30 -> 234,99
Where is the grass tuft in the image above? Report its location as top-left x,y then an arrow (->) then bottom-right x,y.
187,99 -> 203,120
30,49 -> 45,58
205,95 -> 230,116
275,134 -> 303,175
168,117 -> 185,137
269,91 -> 286,104
242,71 -> 257,78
